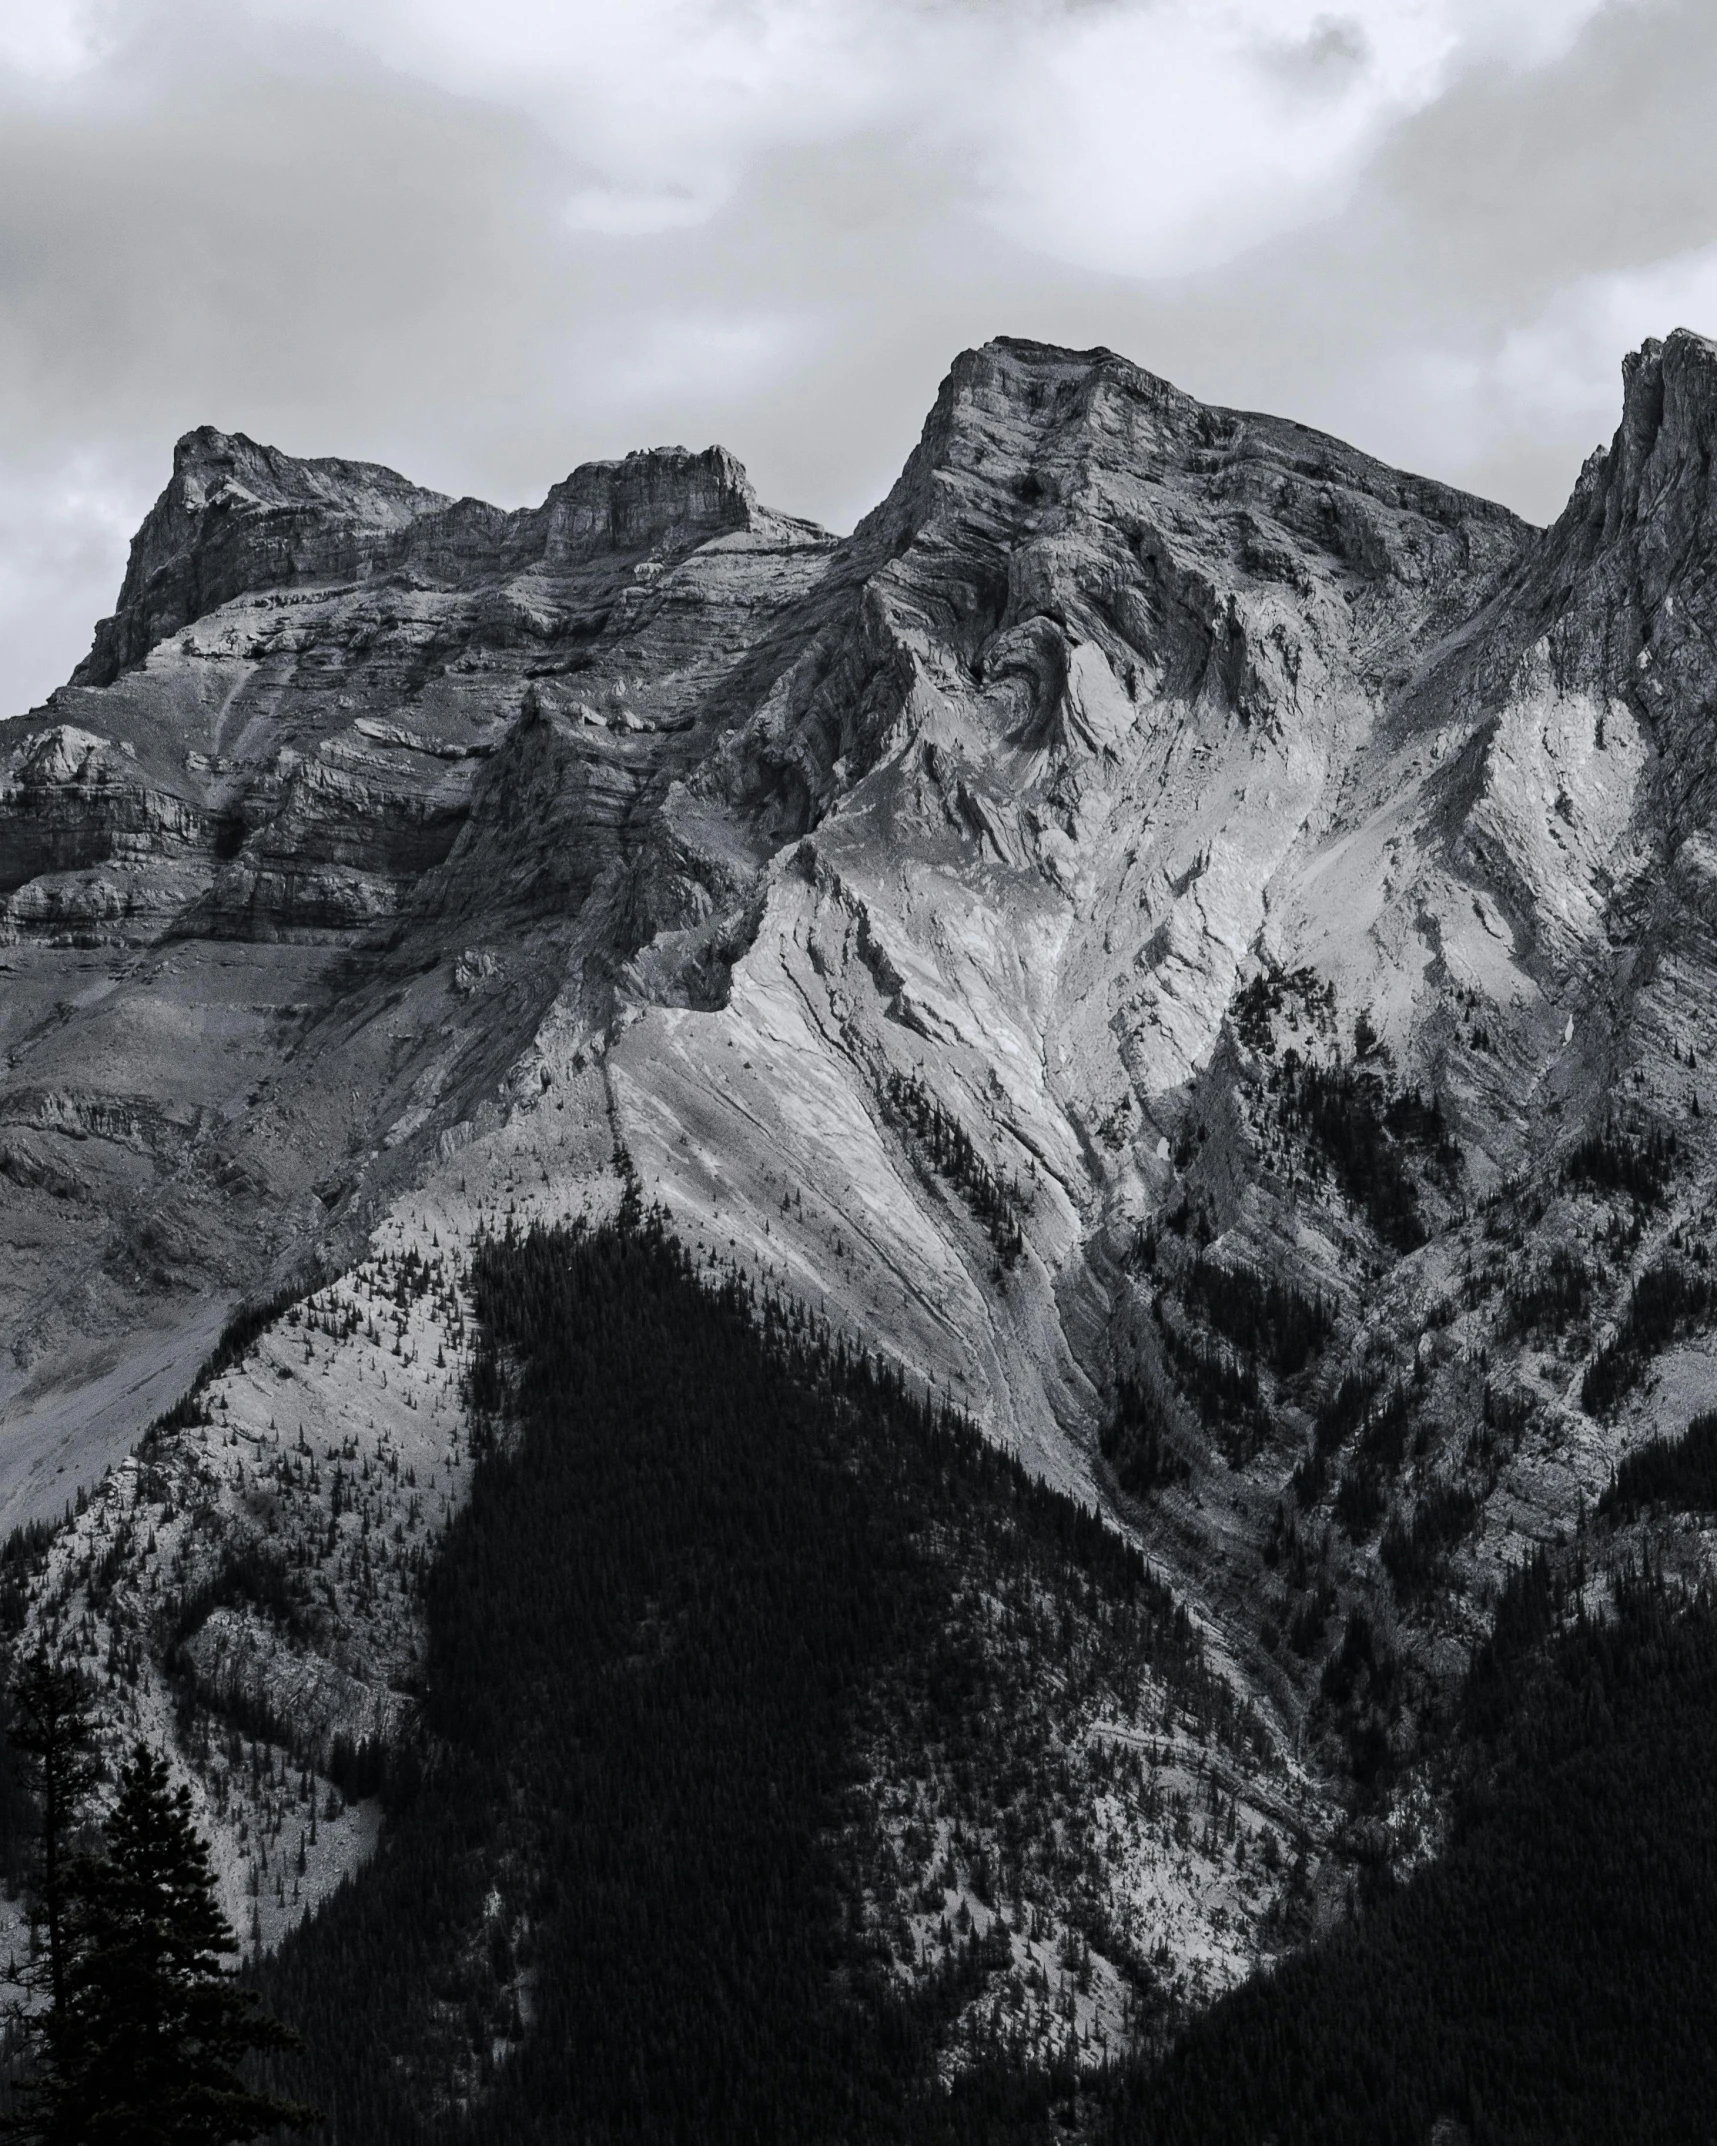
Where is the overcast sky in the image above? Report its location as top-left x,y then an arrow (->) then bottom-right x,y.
1,0 -> 1713,714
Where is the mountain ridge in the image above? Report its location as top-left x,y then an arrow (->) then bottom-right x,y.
72,426 -> 806,693
5,326 -> 1717,2070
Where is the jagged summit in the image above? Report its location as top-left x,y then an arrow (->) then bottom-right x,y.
532,444 -> 759,562
74,431 -> 792,691
871,334 -> 1530,548
1519,326 -> 1717,577
1464,325 -> 1717,848
74,428 -> 454,688
1609,325 -> 1717,516
165,424 -> 450,520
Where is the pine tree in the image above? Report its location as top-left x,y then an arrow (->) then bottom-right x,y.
33,1744 -> 317,2146
7,1649 -> 100,2035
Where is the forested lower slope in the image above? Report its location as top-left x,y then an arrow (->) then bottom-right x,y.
1105,1560 -> 1717,2146
255,1208 -> 1292,2143
250,1205 -> 1717,2146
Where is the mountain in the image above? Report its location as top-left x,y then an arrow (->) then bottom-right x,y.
5,329 -> 1717,2106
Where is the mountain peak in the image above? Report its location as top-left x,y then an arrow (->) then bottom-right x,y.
163,425 -> 450,526
1524,325 -> 1717,663
73,430 -> 452,688
14,326 -> 1717,2113
71,435 -> 780,690
534,443 -> 758,564
1609,326 -> 1717,522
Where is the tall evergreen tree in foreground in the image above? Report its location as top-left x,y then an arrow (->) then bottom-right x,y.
9,1734 -> 316,2146
7,1650 -> 100,2035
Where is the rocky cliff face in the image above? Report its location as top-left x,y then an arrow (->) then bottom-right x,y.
7,328 -> 1717,2034
0,423 -> 833,1512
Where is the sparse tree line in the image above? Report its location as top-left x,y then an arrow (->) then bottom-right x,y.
1125,1225 -> 1333,1469
1109,1556 -> 1717,2144
883,1070 -> 1027,1271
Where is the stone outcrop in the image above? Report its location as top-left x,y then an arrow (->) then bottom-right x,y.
75,427 -> 454,689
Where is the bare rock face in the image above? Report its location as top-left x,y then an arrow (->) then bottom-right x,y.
75,427 -> 455,689
0,427 -> 833,1514
10,328 -> 1717,2006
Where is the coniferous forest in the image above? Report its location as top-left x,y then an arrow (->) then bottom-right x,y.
1105,1566 -> 1717,2146
232,1205 -> 1717,2145
251,1207 -> 1241,2144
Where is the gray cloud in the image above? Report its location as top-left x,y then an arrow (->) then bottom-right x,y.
1256,15 -> 1373,95
0,0 -> 1711,713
